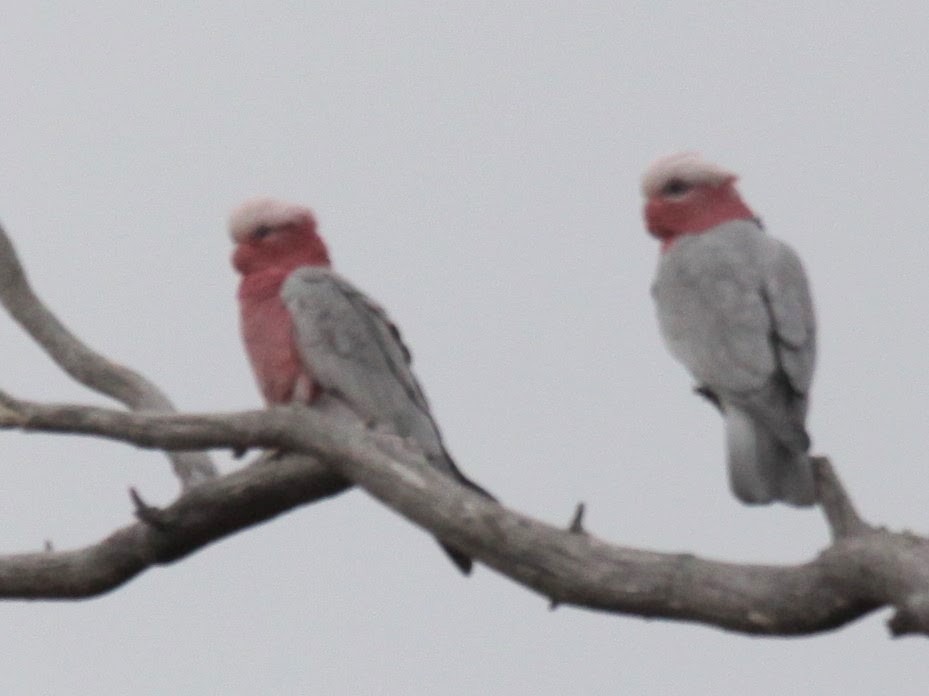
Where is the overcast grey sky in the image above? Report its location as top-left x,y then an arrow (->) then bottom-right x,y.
2,3 -> 928,694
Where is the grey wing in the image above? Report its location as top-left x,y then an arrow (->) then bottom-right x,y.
281,266 -> 450,470
654,224 -> 813,451
717,235 -> 815,451
283,267 -> 494,575
761,239 -> 816,396
653,224 -> 775,393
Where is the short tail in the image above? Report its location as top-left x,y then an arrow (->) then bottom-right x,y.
724,408 -> 816,507
433,454 -> 497,575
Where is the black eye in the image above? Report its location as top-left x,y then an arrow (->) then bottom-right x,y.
661,178 -> 691,196
253,225 -> 273,240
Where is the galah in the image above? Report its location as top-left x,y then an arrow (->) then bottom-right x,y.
230,198 -> 493,573
642,153 -> 817,506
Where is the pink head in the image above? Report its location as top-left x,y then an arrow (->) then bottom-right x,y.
229,197 -> 331,275
641,153 -> 755,250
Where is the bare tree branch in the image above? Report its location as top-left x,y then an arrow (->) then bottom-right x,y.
2,392 -> 928,639
813,456 -> 872,540
0,450 -> 346,598
0,224 -> 215,488
3,226 -> 928,641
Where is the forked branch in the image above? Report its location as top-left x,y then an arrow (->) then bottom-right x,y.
1,394 -> 928,638
0,225 -> 214,488
2,224 -> 928,640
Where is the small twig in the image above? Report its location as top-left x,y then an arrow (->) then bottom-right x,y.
568,502 -> 587,535
813,457 -> 872,541
548,506 -> 587,607
888,593 -> 929,638
129,487 -> 171,531
549,505 -> 585,607
0,453 -> 349,599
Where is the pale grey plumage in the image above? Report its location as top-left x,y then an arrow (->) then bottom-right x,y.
652,219 -> 816,506
281,266 -> 493,572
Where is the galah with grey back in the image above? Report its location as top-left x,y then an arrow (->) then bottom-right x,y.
642,153 -> 817,506
230,198 -> 494,573
282,266 -> 494,493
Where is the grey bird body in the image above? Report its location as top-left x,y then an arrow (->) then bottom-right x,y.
282,266 -> 493,572
652,219 -> 817,506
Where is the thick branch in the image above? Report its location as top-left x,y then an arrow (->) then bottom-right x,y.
0,225 -> 215,488
0,452 -> 347,598
3,394 -> 928,638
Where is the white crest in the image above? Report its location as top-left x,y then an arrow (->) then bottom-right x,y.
228,197 -> 315,242
641,152 -> 737,198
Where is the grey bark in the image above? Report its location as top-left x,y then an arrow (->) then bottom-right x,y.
2,394 -> 929,638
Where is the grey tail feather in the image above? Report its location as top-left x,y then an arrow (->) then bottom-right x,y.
433,451 -> 497,575
725,408 -> 816,507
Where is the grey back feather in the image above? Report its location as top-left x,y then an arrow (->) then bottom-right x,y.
760,240 -> 816,396
281,265 -> 495,504
281,266 -> 450,470
281,266 -> 494,573
652,219 -> 816,500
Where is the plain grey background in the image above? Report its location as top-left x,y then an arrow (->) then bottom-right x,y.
2,3 -> 928,694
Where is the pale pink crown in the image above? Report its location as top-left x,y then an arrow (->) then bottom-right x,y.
641,152 -> 737,198
228,197 -> 316,242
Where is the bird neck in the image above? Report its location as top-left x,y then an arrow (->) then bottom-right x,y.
237,267 -> 293,300
648,184 -> 755,252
